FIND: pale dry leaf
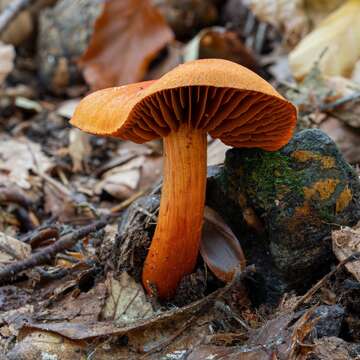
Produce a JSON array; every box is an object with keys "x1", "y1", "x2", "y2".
[
  {"x1": 207, "y1": 139, "x2": 231, "y2": 166},
  {"x1": 0, "y1": 136, "x2": 53, "y2": 189},
  {"x1": 7, "y1": 330, "x2": 85, "y2": 360},
  {"x1": 243, "y1": 0, "x2": 345, "y2": 48},
  {"x1": 243, "y1": 0, "x2": 308, "y2": 47},
  {"x1": 312, "y1": 337, "x2": 353, "y2": 359},
  {"x1": 95, "y1": 155, "x2": 162, "y2": 200},
  {"x1": 351, "y1": 59, "x2": 360, "y2": 84},
  {"x1": 15, "y1": 97, "x2": 42, "y2": 112},
  {"x1": 102, "y1": 272, "x2": 154, "y2": 325},
  {"x1": 79, "y1": 0, "x2": 174, "y2": 90},
  {"x1": 289, "y1": 0, "x2": 360, "y2": 80},
  {"x1": 304, "y1": 0, "x2": 346, "y2": 26},
  {"x1": 332, "y1": 222, "x2": 360, "y2": 282},
  {"x1": 200, "y1": 207, "x2": 246, "y2": 282},
  {"x1": 68, "y1": 128, "x2": 91, "y2": 172},
  {"x1": 0, "y1": 233, "x2": 31, "y2": 264},
  {"x1": 0, "y1": 0, "x2": 33, "y2": 45},
  {"x1": 320, "y1": 117, "x2": 360, "y2": 164},
  {"x1": 56, "y1": 99, "x2": 81, "y2": 119},
  {"x1": 0, "y1": 41, "x2": 14, "y2": 84}
]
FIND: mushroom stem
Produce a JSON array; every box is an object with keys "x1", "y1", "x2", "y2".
[{"x1": 142, "y1": 123, "x2": 207, "y2": 298}]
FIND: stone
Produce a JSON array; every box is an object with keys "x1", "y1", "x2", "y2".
[
  {"x1": 37, "y1": 0, "x2": 103, "y2": 93},
  {"x1": 208, "y1": 129, "x2": 360, "y2": 297},
  {"x1": 311, "y1": 305, "x2": 345, "y2": 339}
]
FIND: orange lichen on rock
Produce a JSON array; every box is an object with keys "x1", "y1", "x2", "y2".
[
  {"x1": 303, "y1": 179, "x2": 340, "y2": 201},
  {"x1": 336, "y1": 185, "x2": 352, "y2": 213},
  {"x1": 291, "y1": 150, "x2": 335, "y2": 169}
]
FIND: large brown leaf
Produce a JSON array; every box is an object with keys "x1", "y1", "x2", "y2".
[{"x1": 79, "y1": 0, "x2": 174, "y2": 90}]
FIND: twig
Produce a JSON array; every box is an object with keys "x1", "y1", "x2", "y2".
[
  {"x1": 0, "y1": 0, "x2": 32, "y2": 34},
  {"x1": 0, "y1": 187, "x2": 32, "y2": 209},
  {"x1": 320, "y1": 92, "x2": 360, "y2": 112},
  {"x1": 293, "y1": 251, "x2": 360, "y2": 310},
  {"x1": 0, "y1": 218, "x2": 108, "y2": 283},
  {"x1": 110, "y1": 188, "x2": 148, "y2": 213}
]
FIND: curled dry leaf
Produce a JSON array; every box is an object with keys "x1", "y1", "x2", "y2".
[
  {"x1": 95, "y1": 154, "x2": 162, "y2": 200},
  {"x1": 0, "y1": 233, "x2": 31, "y2": 264},
  {"x1": 200, "y1": 207, "x2": 246, "y2": 283},
  {"x1": 352, "y1": 59, "x2": 360, "y2": 83},
  {"x1": 184, "y1": 27, "x2": 260, "y2": 74},
  {"x1": 7, "y1": 330, "x2": 85, "y2": 360},
  {"x1": 243, "y1": 0, "x2": 308, "y2": 47},
  {"x1": 0, "y1": 41, "x2": 14, "y2": 84},
  {"x1": 68, "y1": 128, "x2": 92, "y2": 172},
  {"x1": 243, "y1": 0, "x2": 344, "y2": 48},
  {"x1": 0, "y1": 136, "x2": 53, "y2": 189},
  {"x1": 332, "y1": 222, "x2": 360, "y2": 282},
  {"x1": 56, "y1": 98, "x2": 81, "y2": 119},
  {"x1": 207, "y1": 139, "x2": 231, "y2": 166},
  {"x1": 0, "y1": 0, "x2": 33, "y2": 45},
  {"x1": 79, "y1": 0, "x2": 174, "y2": 90},
  {"x1": 102, "y1": 272, "x2": 154, "y2": 325},
  {"x1": 289, "y1": 0, "x2": 360, "y2": 80}
]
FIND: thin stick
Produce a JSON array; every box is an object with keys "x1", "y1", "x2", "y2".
[
  {"x1": 0, "y1": 0, "x2": 31, "y2": 34},
  {"x1": 293, "y1": 251, "x2": 360, "y2": 310},
  {"x1": 110, "y1": 188, "x2": 148, "y2": 213},
  {"x1": 0, "y1": 218, "x2": 108, "y2": 282},
  {"x1": 320, "y1": 92, "x2": 360, "y2": 111}
]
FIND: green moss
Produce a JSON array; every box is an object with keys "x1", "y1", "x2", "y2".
[
  {"x1": 241, "y1": 151, "x2": 304, "y2": 210},
  {"x1": 317, "y1": 205, "x2": 335, "y2": 223}
]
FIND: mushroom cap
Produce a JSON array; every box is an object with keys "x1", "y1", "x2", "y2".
[{"x1": 71, "y1": 59, "x2": 296, "y2": 150}]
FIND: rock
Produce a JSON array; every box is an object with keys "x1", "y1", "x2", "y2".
[
  {"x1": 311, "y1": 305, "x2": 345, "y2": 339},
  {"x1": 37, "y1": 0, "x2": 103, "y2": 93},
  {"x1": 208, "y1": 129, "x2": 360, "y2": 296}
]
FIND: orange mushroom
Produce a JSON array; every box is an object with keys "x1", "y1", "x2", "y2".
[{"x1": 70, "y1": 59, "x2": 297, "y2": 299}]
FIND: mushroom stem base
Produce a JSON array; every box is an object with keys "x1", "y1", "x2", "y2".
[{"x1": 142, "y1": 124, "x2": 207, "y2": 299}]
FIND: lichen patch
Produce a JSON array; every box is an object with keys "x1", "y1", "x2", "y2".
[
  {"x1": 291, "y1": 150, "x2": 335, "y2": 169},
  {"x1": 303, "y1": 179, "x2": 339, "y2": 201},
  {"x1": 336, "y1": 186, "x2": 352, "y2": 213}
]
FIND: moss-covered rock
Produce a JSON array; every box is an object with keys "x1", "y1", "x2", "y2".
[{"x1": 208, "y1": 129, "x2": 360, "y2": 294}]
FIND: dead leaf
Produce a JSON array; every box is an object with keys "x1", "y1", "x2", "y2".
[
  {"x1": 244, "y1": 0, "x2": 345, "y2": 48},
  {"x1": 0, "y1": 41, "x2": 14, "y2": 85},
  {"x1": 332, "y1": 222, "x2": 360, "y2": 282},
  {"x1": 79, "y1": 0, "x2": 174, "y2": 90},
  {"x1": 207, "y1": 139, "x2": 231, "y2": 166},
  {"x1": 68, "y1": 128, "x2": 92, "y2": 172},
  {"x1": 0, "y1": 233, "x2": 31, "y2": 263},
  {"x1": 56, "y1": 99, "x2": 81, "y2": 119},
  {"x1": 95, "y1": 155, "x2": 162, "y2": 200},
  {"x1": 289, "y1": 0, "x2": 360, "y2": 79},
  {"x1": 7, "y1": 330, "x2": 86, "y2": 360},
  {"x1": 39, "y1": 280, "x2": 107, "y2": 323},
  {"x1": 14, "y1": 97, "x2": 42, "y2": 112},
  {"x1": 243, "y1": 0, "x2": 308, "y2": 47},
  {"x1": 311, "y1": 336, "x2": 354, "y2": 359},
  {"x1": 200, "y1": 207, "x2": 246, "y2": 282},
  {"x1": 0, "y1": 136, "x2": 53, "y2": 189},
  {"x1": 43, "y1": 181, "x2": 80, "y2": 222},
  {"x1": 352, "y1": 59, "x2": 360, "y2": 83},
  {"x1": 102, "y1": 272, "x2": 154, "y2": 325},
  {"x1": 0, "y1": 0, "x2": 33, "y2": 45},
  {"x1": 184, "y1": 27, "x2": 260, "y2": 74},
  {"x1": 320, "y1": 117, "x2": 360, "y2": 164}
]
